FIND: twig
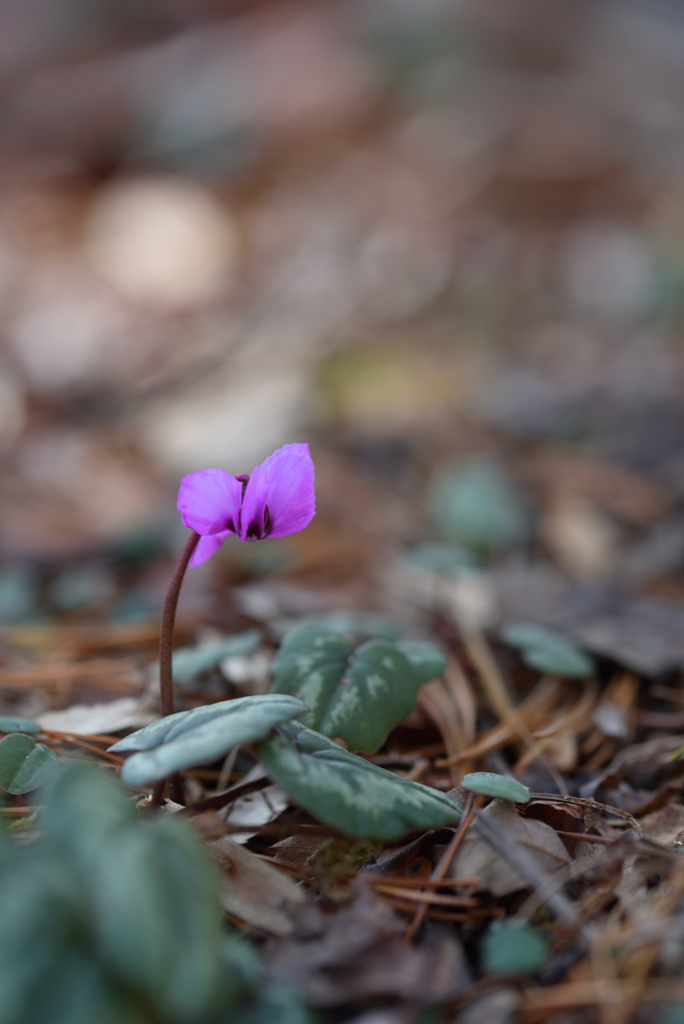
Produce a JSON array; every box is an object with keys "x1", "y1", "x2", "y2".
[
  {"x1": 183, "y1": 774, "x2": 272, "y2": 815},
  {"x1": 405, "y1": 791, "x2": 479, "y2": 942}
]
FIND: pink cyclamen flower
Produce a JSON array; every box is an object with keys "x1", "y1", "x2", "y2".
[{"x1": 178, "y1": 442, "x2": 316, "y2": 566}]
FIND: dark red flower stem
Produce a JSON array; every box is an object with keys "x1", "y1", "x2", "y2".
[{"x1": 153, "y1": 530, "x2": 200, "y2": 807}]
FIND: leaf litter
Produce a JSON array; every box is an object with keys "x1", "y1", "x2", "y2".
[{"x1": 6, "y1": 4, "x2": 684, "y2": 1023}]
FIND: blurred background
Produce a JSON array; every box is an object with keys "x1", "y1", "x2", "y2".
[{"x1": 3, "y1": 0, "x2": 684, "y2": 653}]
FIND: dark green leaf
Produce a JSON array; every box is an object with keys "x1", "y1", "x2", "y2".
[
  {"x1": 0, "y1": 715, "x2": 41, "y2": 735},
  {"x1": 394, "y1": 641, "x2": 447, "y2": 682},
  {"x1": 0, "y1": 734, "x2": 58, "y2": 794},
  {"x1": 112, "y1": 694, "x2": 309, "y2": 787},
  {"x1": 462, "y1": 773, "x2": 530, "y2": 804},
  {"x1": 31, "y1": 952, "x2": 149, "y2": 1024},
  {"x1": 318, "y1": 640, "x2": 422, "y2": 752},
  {"x1": 273, "y1": 628, "x2": 440, "y2": 752},
  {"x1": 40, "y1": 764, "x2": 135, "y2": 866},
  {"x1": 94, "y1": 815, "x2": 224, "y2": 1018},
  {"x1": 272, "y1": 627, "x2": 355, "y2": 729},
  {"x1": 257, "y1": 721, "x2": 462, "y2": 840},
  {"x1": 0, "y1": 852, "x2": 85, "y2": 1024},
  {"x1": 231, "y1": 985, "x2": 321, "y2": 1024},
  {"x1": 502, "y1": 623, "x2": 595, "y2": 678},
  {"x1": 481, "y1": 920, "x2": 549, "y2": 976}
]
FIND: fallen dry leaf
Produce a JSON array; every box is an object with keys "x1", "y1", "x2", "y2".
[
  {"x1": 450, "y1": 799, "x2": 571, "y2": 897},
  {"x1": 37, "y1": 695, "x2": 156, "y2": 735},
  {"x1": 639, "y1": 804, "x2": 684, "y2": 847},
  {"x1": 208, "y1": 834, "x2": 305, "y2": 937},
  {"x1": 266, "y1": 883, "x2": 470, "y2": 1006}
]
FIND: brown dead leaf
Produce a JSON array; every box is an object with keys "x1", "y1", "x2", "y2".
[
  {"x1": 266, "y1": 883, "x2": 470, "y2": 1006},
  {"x1": 639, "y1": 805, "x2": 684, "y2": 847},
  {"x1": 207, "y1": 834, "x2": 305, "y2": 936},
  {"x1": 450, "y1": 799, "x2": 570, "y2": 896}
]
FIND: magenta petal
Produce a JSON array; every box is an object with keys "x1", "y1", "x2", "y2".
[
  {"x1": 177, "y1": 468, "x2": 242, "y2": 536},
  {"x1": 259, "y1": 442, "x2": 316, "y2": 539},
  {"x1": 238, "y1": 463, "x2": 269, "y2": 541},
  {"x1": 190, "y1": 532, "x2": 229, "y2": 566}
]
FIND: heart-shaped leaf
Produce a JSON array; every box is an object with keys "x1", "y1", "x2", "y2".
[
  {"x1": 257, "y1": 721, "x2": 462, "y2": 840},
  {"x1": 111, "y1": 695, "x2": 309, "y2": 787},
  {"x1": 0, "y1": 733, "x2": 58, "y2": 794},
  {"x1": 272, "y1": 627, "x2": 445, "y2": 752},
  {"x1": 462, "y1": 772, "x2": 530, "y2": 804},
  {"x1": 271, "y1": 627, "x2": 355, "y2": 727},
  {"x1": 394, "y1": 641, "x2": 447, "y2": 682},
  {"x1": 170, "y1": 629, "x2": 261, "y2": 683},
  {"x1": 0, "y1": 715, "x2": 41, "y2": 735},
  {"x1": 502, "y1": 623, "x2": 595, "y2": 678}
]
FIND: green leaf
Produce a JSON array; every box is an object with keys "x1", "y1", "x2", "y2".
[
  {"x1": 462, "y1": 773, "x2": 530, "y2": 804},
  {"x1": 481, "y1": 920, "x2": 549, "y2": 976},
  {"x1": 257, "y1": 721, "x2": 462, "y2": 840},
  {"x1": 272, "y1": 627, "x2": 355, "y2": 728},
  {"x1": 111, "y1": 694, "x2": 309, "y2": 787},
  {"x1": 40, "y1": 764, "x2": 135, "y2": 867},
  {"x1": 231, "y1": 985, "x2": 321, "y2": 1024},
  {"x1": 402, "y1": 542, "x2": 476, "y2": 575},
  {"x1": 502, "y1": 623, "x2": 595, "y2": 678},
  {"x1": 93, "y1": 815, "x2": 224, "y2": 1019},
  {"x1": 32, "y1": 952, "x2": 149, "y2": 1024},
  {"x1": 0, "y1": 566, "x2": 39, "y2": 623},
  {"x1": 170, "y1": 629, "x2": 262, "y2": 683},
  {"x1": 0, "y1": 734, "x2": 58, "y2": 794},
  {"x1": 0, "y1": 851, "x2": 86, "y2": 1024},
  {"x1": 0, "y1": 715, "x2": 41, "y2": 735},
  {"x1": 318, "y1": 640, "x2": 422, "y2": 752},
  {"x1": 428, "y1": 459, "x2": 531, "y2": 558},
  {"x1": 272, "y1": 628, "x2": 444, "y2": 752},
  {"x1": 394, "y1": 641, "x2": 447, "y2": 682}
]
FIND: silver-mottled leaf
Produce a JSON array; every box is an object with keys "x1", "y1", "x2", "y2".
[
  {"x1": 257, "y1": 721, "x2": 462, "y2": 840},
  {"x1": 114, "y1": 695, "x2": 308, "y2": 787},
  {"x1": 318, "y1": 640, "x2": 421, "y2": 752},
  {"x1": 273, "y1": 628, "x2": 440, "y2": 752},
  {"x1": 271, "y1": 627, "x2": 355, "y2": 730},
  {"x1": 393, "y1": 641, "x2": 447, "y2": 683}
]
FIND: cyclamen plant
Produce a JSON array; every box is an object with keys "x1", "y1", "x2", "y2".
[{"x1": 155, "y1": 443, "x2": 315, "y2": 803}]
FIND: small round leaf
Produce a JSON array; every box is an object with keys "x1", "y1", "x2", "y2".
[
  {"x1": 482, "y1": 920, "x2": 549, "y2": 976},
  {"x1": 502, "y1": 623, "x2": 595, "y2": 678},
  {"x1": 0, "y1": 733, "x2": 59, "y2": 794},
  {"x1": 462, "y1": 772, "x2": 530, "y2": 804},
  {"x1": 0, "y1": 715, "x2": 41, "y2": 735}
]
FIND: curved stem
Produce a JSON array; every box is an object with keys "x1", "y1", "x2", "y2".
[
  {"x1": 159, "y1": 531, "x2": 200, "y2": 717},
  {"x1": 156, "y1": 530, "x2": 200, "y2": 807}
]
